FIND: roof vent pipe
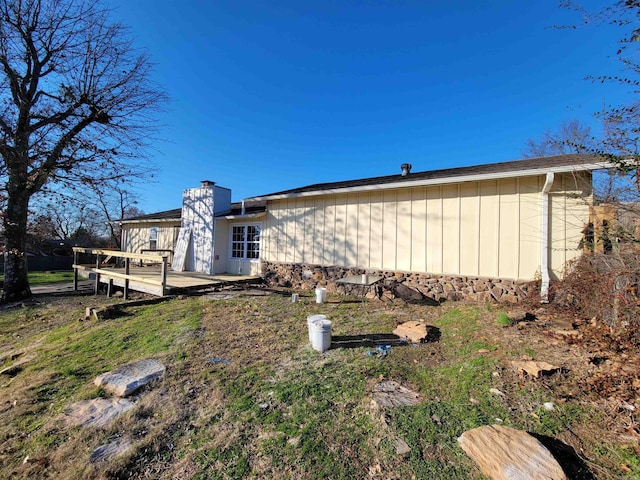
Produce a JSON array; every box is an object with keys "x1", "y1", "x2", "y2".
[{"x1": 401, "y1": 163, "x2": 412, "y2": 176}]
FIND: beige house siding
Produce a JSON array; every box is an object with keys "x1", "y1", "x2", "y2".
[
  {"x1": 226, "y1": 258, "x2": 262, "y2": 276},
  {"x1": 121, "y1": 222, "x2": 180, "y2": 256},
  {"x1": 262, "y1": 172, "x2": 592, "y2": 281},
  {"x1": 550, "y1": 172, "x2": 591, "y2": 279},
  {"x1": 213, "y1": 219, "x2": 229, "y2": 274}
]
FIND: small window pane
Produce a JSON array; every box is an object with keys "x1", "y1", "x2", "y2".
[
  {"x1": 247, "y1": 243, "x2": 259, "y2": 258},
  {"x1": 149, "y1": 227, "x2": 158, "y2": 250},
  {"x1": 247, "y1": 225, "x2": 260, "y2": 241},
  {"x1": 232, "y1": 243, "x2": 243, "y2": 258}
]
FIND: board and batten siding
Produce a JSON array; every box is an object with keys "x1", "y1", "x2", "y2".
[
  {"x1": 261, "y1": 172, "x2": 592, "y2": 281},
  {"x1": 121, "y1": 223, "x2": 179, "y2": 256}
]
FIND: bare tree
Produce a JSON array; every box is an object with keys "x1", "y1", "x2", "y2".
[
  {"x1": 521, "y1": 119, "x2": 594, "y2": 158},
  {"x1": 88, "y1": 181, "x2": 143, "y2": 248},
  {"x1": 558, "y1": 2, "x2": 640, "y2": 177},
  {"x1": 30, "y1": 195, "x2": 101, "y2": 240},
  {"x1": 0, "y1": 0, "x2": 166, "y2": 302}
]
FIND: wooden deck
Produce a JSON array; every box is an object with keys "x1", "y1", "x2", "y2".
[
  {"x1": 72, "y1": 247, "x2": 260, "y2": 298},
  {"x1": 79, "y1": 265, "x2": 260, "y2": 296}
]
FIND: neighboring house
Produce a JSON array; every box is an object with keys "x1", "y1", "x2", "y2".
[
  {"x1": 120, "y1": 154, "x2": 610, "y2": 302},
  {"x1": 119, "y1": 208, "x2": 182, "y2": 261}
]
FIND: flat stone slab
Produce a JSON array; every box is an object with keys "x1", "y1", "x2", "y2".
[
  {"x1": 458, "y1": 425, "x2": 567, "y2": 480},
  {"x1": 63, "y1": 398, "x2": 135, "y2": 428},
  {"x1": 0, "y1": 337, "x2": 45, "y2": 376},
  {"x1": 393, "y1": 321, "x2": 437, "y2": 343},
  {"x1": 371, "y1": 381, "x2": 421, "y2": 409},
  {"x1": 0, "y1": 353, "x2": 36, "y2": 376},
  {"x1": 94, "y1": 359, "x2": 166, "y2": 397},
  {"x1": 512, "y1": 361, "x2": 560, "y2": 379},
  {"x1": 395, "y1": 437, "x2": 411, "y2": 456},
  {"x1": 0, "y1": 337, "x2": 44, "y2": 365},
  {"x1": 90, "y1": 437, "x2": 133, "y2": 463}
]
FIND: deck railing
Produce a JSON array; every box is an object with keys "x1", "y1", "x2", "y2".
[{"x1": 72, "y1": 247, "x2": 169, "y2": 298}]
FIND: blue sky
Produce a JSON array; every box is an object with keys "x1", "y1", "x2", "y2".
[{"x1": 107, "y1": 0, "x2": 630, "y2": 213}]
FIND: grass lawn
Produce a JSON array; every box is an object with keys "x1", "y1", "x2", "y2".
[
  {"x1": 0, "y1": 290, "x2": 637, "y2": 479},
  {"x1": 0, "y1": 270, "x2": 75, "y2": 286}
]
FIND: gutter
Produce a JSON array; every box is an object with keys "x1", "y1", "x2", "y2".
[
  {"x1": 218, "y1": 212, "x2": 266, "y2": 220},
  {"x1": 540, "y1": 172, "x2": 554, "y2": 303},
  {"x1": 118, "y1": 218, "x2": 181, "y2": 225}
]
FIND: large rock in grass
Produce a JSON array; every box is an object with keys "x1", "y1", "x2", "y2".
[
  {"x1": 512, "y1": 361, "x2": 560, "y2": 379},
  {"x1": 94, "y1": 359, "x2": 166, "y2": 397},
  {"x1": 458, "y1": 425, "x2": 567, "y2": 480},
  {"x1": 385, "y1": 281, "x2": 424, "y2": 302},
  {"x1": 371, "y1": 381, "x2": 421, "y2": 409},
  {"x1": 90, "y1": 437, "x2": 133, "y2": 462},
  {"x1": 393, "y1": 321, "x2": 438, "y2": 343},
  {"x1": 63, "y1": 398, "x2": 135, "y2": 428}
]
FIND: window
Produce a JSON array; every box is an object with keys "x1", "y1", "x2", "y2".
[
  {"x1": 231, "y1": 224, "x2": 261, "y2": 260},
  {"x1": 149, "y1": 227, "x2": 158, "y2": 250}
]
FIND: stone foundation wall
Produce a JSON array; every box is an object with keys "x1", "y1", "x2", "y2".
[{"x1": 261, "y1": 261, "x2": 537, "y2": 303}]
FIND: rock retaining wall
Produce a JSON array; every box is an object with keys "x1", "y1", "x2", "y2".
[{"x1": 261, "y1": 261, "x2": 536, "y2": 303}]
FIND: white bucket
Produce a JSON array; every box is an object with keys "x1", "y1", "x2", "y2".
[
  {"x1": 309, "y1": 318, "x2": 332, "y2": 352},
  {"x1": 307, "y1": 314, "x2": 326, "y2": 341},
  {"x1": 315, "y1": 287, "x2": 327, "y2": 303}
]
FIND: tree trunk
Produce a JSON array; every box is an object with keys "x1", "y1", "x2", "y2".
[
  {"x1": 2, "y1": 179, "x2": 31, "y2": 303},
  {"x1": 3, "y1": 250, "x2": 31, "y2": 303}
]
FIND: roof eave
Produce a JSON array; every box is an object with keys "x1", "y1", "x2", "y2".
[
  {"x1": 119, "y1": 217, "x2": 181, "y2": 225},
  {"x1": 217, "y1": 212, "x2": 267, "y2": 220},
  {"x1": 248, "y1": 162, "x2": 612, "y2": 201}
]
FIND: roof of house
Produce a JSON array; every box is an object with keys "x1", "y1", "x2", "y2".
[
  {"x1": 120, "y1": 208, "x2": 182, "y2": 223},
  {"x1": 247, "y1": 154, "x2": 610, "y2": 200},
  {"x1": 119, "y1": 202, "x2": 267, "y2": 223}
]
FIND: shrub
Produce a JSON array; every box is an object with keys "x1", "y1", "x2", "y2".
[{"x1": 552, "y1": 253, "x2": 640, "y2": 333}]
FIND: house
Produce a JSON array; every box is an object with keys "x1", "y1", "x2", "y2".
[
  {"x1": 119, "y1": 182, "x2": 266, "y2": 276},
  {"x1": 120, "y1": 154, "x2": 610, "y2": 302}
]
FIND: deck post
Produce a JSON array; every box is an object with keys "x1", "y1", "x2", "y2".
[
  {"x1": 73, "y1": 249, "x2": 78, "y2": 291},
  {"x1": 124, "y1": 257, "x2": 130, "y2": 300},
  {"x1": 94, "y1": 253, "x2": 101, "y2": 295},
  {"x1": 107, "y1": 278, "x2": 113, "y2": 297},
  {"x1": 160, "y1": 256, "x2": 168, "y2": 296}
]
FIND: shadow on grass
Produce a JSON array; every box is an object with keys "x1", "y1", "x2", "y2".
[
  {"x1": 330, "y1": 327, "x2": 441, "y2": 348},
  {"x1": 330, "y1": 334, "x2": 406, "y2": 349},
  {"x1": 529, "y1": 432, "x2": 595, "y2": 480}
]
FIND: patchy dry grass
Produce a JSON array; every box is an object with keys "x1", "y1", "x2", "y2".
[{"x1": 0, "y1": 289, "x2": 638, "y2": 479}]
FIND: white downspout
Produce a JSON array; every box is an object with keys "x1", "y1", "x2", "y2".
[
  {"x1": 540, "y1": 172, "x2": 554, "y2": 303},
  {"x1": 119, "y1": 222, "x2": 125, "y2": 251}
]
